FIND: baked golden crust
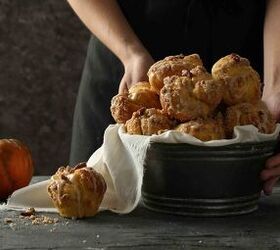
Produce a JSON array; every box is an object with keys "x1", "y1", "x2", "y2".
[
  {"x1": 128, "y1": 81, "x2": 151, "y2": 93},
  {"x1": 225, "y1": 101, "x2": 276, "y2": 137},
  {"x1": 125, "y1": 108, "x2": 175, "y2": 135},
  {"x1": 182, "y1": 65, "x2": 213, "y2": 82},
  {"x1": 47, "y1": 163, "x2": 107, "y2": 218},
  {"x1": 176, "y1": 116, "x2": 225, "y2": 141},
  {"x1": 110, "y1": 82, "x2": 161, "y2": 124},
  {"x1": 128, "y1": 81, "x2": 161, "y2": 109},
  {"x1": 160, "y1": 75, "x2": 223, "y2": 121},
  {"x1": 110, "y1": 94, "x2": 142, "y2": 124},
  {"x1": 147, "y1": 54, "x2": 203, "y2": 93},
  {"x1": 212, "y1": 53, "x2": 261, "y2": 105},
  {"x1": 193, "y1": 78, "x2": 224, "y2": 106}
]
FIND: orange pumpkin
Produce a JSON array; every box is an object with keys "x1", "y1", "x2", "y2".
[{"x1": 0, "y1": 139, "x2": 34, "y2": 199}]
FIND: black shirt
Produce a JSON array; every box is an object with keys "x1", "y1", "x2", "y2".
[{"x1": 118, "y1": 0, "x2": 266, "y2": 77}]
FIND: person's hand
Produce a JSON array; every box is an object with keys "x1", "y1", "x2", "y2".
[
  {"x1": 261, "y1": 88, "x2": 280, "y2": 195},
  {"x1": 261, "y1": 153, "x2": 280, "y2": 195},
  {"x1": 118, "y1": 52, "x2": 154, "y2": 94},
  {"x1": 262, "y1": 90, "x2": 280, "y2": 121}
]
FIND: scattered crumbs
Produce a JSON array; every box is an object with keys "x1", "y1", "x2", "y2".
[
  {"x1": 198, "y1": 240, "x2": 203, "y2": 244},
  {"x1": 82, "y1": 240, "x2": 87, "y2": 244},
  {"x1": 96, "y1": 234, "x2": 100, "y2": 238},
  {"x1": 49, "y1": 227, "x2": 57, "y2": 232},
  {"x1": 8, "y1": 223, "x2": 16, "y2": 231},
  {"x1": 31, "y1": 216, "x2": 59, "y2": 225},
  {"x1": 4, "y1": 218, "x2": 13, "y2": 224},
  {"x1": 65, "y1": 221, "x2": 69, "y2": 225},
  {"x1": 20, "y1": 207, "x2": 36, "y2": 217},
  {"x1": 19, "y1": 208, "x2": 59, "y2": 225},
  {"x1": 29, "y1": 215, "x2": 36, "y2": 220}
]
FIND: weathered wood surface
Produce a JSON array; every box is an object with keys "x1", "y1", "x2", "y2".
[{"x1": 1, "y1": 177, "x2": 280, "y2": 250}]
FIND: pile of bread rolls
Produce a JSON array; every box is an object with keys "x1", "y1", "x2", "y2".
[{"x1": 111, "y1": 54, "x2": 276, "y2": 141}]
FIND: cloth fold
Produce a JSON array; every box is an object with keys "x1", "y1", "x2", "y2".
[{"x1": 2, "y1": 124, "x2": 280, "y2": 214}]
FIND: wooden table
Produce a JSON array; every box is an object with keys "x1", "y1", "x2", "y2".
[{"x1": 1, "y1": 177, "x2": 280, "y2": 249}]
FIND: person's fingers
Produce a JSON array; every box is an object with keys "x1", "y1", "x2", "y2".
[
  {"x1": 127, "y1": 72, "x2": 149, "y2": 90},
  {"x1": 125, "y1": 81, "x2": 134, "y2": 90},
  {"x1": 261, "y1": 165, "x2": 280, "y2": 181},
  {"x1": 265, "y1": 153, "x2": 280, "y2": 169},
  {"x1": 118, "y1": 83, "x2": 127, "y2": 94},
  {"x1": 262, "y1": 92, "x2": 280, "y2": 121},
  {"x1": 118, "y1": 78, "x2": 129, "y2": 94},
  {"x1": 262, "y1": 176, "x2": 280, "y2": 195}
]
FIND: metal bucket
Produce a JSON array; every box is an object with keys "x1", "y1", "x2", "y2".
[{"x1": 142, "y1": 140, "x2": 278, "y2": 217}]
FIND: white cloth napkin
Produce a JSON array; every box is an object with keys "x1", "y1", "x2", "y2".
[{"x1": 2, "y1": 123, "x2": 280, "y2": 214}]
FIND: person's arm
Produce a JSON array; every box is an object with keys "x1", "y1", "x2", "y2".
[
  {"x1": 263, "y1": 0, "x2": 280, "y2": 120},
  {"x1": 67, "y1": 0, "x2": 154, "y2": 93},
  {"x1": 261, "y1": 0, "x2": 280, "y2": 195}
]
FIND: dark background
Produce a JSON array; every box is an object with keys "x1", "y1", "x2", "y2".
[{"x1": 0, "y1": 0, "x2": 90, "y2": 174}]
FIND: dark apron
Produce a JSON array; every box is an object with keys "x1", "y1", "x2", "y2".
[{"x1": 70, "y1": 0, "x2": 265, "y2": 165}]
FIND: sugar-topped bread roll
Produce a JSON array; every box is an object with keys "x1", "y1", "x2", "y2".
[
  {"x1": 212, "y1": 53, "x2": 261, "y2": 105},
  {"x1": 47, "y1": 163, "x2": 106, "y2": 219},
  {"x1": 110, "y1": 81, "x2": 161, "y2": 124},
  {"x1": 160, "y1": 75, "x2": 223, "y2": 122},
  {"x1": 128, "y1": 81, "x2": 161, "y2": 109},
  {"x1": 225, "y1": 101, "x2": 276, "y2": 137},
  {"x1": 176, "y1": 115, "x2": 225, "y2": 141},
  {"x1": 148, "y1": 54, "x2": 203, "y2": 93},
  {"x1": 125, "y1": 108, "x2": 175, "y2": 135}
]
